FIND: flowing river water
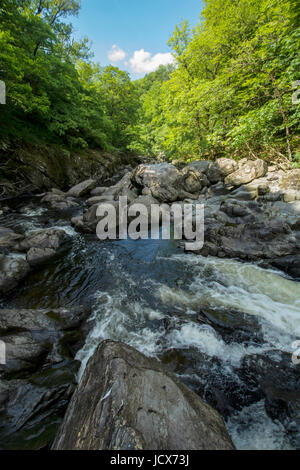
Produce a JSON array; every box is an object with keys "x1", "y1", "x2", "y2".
[{"x1": 1, "y1": 197, "x2": 300, "y2": 450}]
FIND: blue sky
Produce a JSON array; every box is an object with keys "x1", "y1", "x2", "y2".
[{"x1": 72, "y1": 0, "x2": 203, "y2": 79}]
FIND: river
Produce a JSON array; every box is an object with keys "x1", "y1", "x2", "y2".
[{"x1": 1, "y1": 196, "x2": 300, "y2": 450}]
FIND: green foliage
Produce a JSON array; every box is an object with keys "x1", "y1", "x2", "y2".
[
  {"x1": 1, "y1": 0, "x2": 299, "y2": 162},
  {"x1": 131, "y1": 0, "x2": 300, "y2": 161},
  {"x1": 0, "y1": 0, "x2": 138, "y2": 151}
]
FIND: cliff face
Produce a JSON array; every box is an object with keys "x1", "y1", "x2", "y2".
[{"x1": 0, "y1": 141, "x2": 137, "y2": 197}]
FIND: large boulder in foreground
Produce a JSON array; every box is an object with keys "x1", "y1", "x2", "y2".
[{"x1": 52, "y1": 340, "x2": 234, "y2": 450}]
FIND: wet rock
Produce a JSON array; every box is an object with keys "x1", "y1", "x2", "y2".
[
  {"x1": 266, "y1": 255, "x2": 300, "y2": 279},
  {"x1": 208, "y1": 182, "x2": 231, "y2": 197},
  {"x1": 228, "y1": 187, "x2": 258, "y2": 201},
  {"x1": 0, "y1": 306, "x2": 91, "y2": 450},
  {"x1": 71, "y1": 215, "x2": 84, "y2": 232},
  {"x1": 81, "y1": 200, "x2": 121, "y2": 233},
  {"x1": 14, "y1": 228, "x2": 71, "y2": 267},
  {"x1": 0, "y1": 227, "x2": 24, "y2": 251},
  {"x1": 26, "y1": 247, "x2": 57, "y2": 267},
  {"x1": 240, "y1": 351, "x2": 300, "y2": 448},
  {"x1": 195, "y1": 197, "x2": 300, "y2": 261},
  {"x1": 0, "y1": 255, "x2": 30, "y2": 294},
  {"x1": 1, "y1": 333, "x2": 51, "y2": 375},
  {"x1": 52, "y1": 340, "x2": 235, "y2": 450},
  {"x1": 225, "y1": 159, "x2": 268, "y2": 187},
  {"x1": 67, "y1": 179, "x2": 97, "y2": 198},
  {"x1": 15, "y1": 228, "x2": 70, "y2": 254},
  {"x1": 0, "y1": 366, "x2": 77, "y2": 450},
  {"x1": 41, "y1": 193, "x2": 79, "y2": 211}
]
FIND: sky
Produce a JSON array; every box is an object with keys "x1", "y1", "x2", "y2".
[{"x1": 71, "y1": 0, "x2": 203, "y2": 79}]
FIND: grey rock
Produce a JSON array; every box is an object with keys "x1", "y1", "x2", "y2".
[
  {"x1": 128, "y1": 195, "x2": 161, "y2": 226},
  {"x1": 224, "y1": 159, "x2": 268, "y2": 187},
  {"x1": 15, "y1": 228, "x2": 70, "y2": 253},
  {"x1": 86, "y1": 195, "x2": 115, "y2": 206},
  {"x1": 207, "y1": 158, "x2": 238, "y2": 184},
  {"x1": 0, "y1": 227, "x2": 23, "y2": 250},
  {"x1": 283, "y1": 190, "x2": 300, "y2": 203},
  {"x1": 67, "y1": 179, "x2": 97, "y2": 198},
  {"x1": 50, "y1": 188, "x2": 65, "y2": 196},
  {"x1": 42, "y1": 193, "x2": 79, "y2": 211},
  {"x1": 71, "y1": 215, "x2": 84, "y2": 232},
  {"x1": 267, "y1": 255, "x2": 300, "y2": 279},
  {"x1": 131, "y1": 163, "x2": 182, "y2": 189},
  {"x1": 0, "y1": 306, "x2": 90, "y2": 336},
  {"x1": 52, "y1": 340, "x2": 235, "y2": 450},
  {"x1": 0, "y1": 306, "x2": 91, "y2": 450},
  {"x1": 279, "y1": 169, "x2": 300, "y2": 191},
  {"x1": 26, "y1": 247, "x2": 56, "y2": 267},
  {"x1": 150, "y1": 183, "x2": 179, "y2": 202},
  {"x1": 188, "y1": 160, "x2": 212, "y2": 174},
  {"x1": 181, "y1": 167, "x2": 209, "y2": 194},
  {"x1": 0, "y1": 255, "x2": 30, "y2": 294},
  {"x1": 81, "y1": 201, "x2": 121, "y2": 233},
  {"x1": 90, "y1": 187, "x2": 107, "y2": 197},
  {"x1": 142, "y1": 187, "x2": 152, "y2": 196},
  {"x1": 220, "y1": 200, "x2": 251, "y2": 218}
]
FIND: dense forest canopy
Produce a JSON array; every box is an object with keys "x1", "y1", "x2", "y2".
[
  {"x1": 0, "y1": 0, "x2": 138, "y2": 150},
  {"x1": 132, "y1": 0, "x2": 300, "y2": 165},
  {"x1": 0, "y1": 0, "x2": 299, "y2": 165}
]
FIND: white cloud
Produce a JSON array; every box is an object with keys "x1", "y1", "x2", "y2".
[
  {"x1": 108, "y1": 45, "x2": 127, "y2": 62},
  {"x1": 129, "y1": 49, "x2": 175, "y2": 74}
]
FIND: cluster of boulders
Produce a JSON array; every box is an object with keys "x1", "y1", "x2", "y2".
[
  {"x1": 0, "y1": 228, "x2": 71, "y2": 295},
  {"x1": 40, "y1": 165, "x2": 134, "y2": 213},
  {"x1": 63, "y1": 158, "x2": 299, "y2": 277}
]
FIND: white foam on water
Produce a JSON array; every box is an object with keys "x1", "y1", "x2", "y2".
[
  {"x1": 76, "y1": 290, "x2": 165, "y2": 380},
  {"x1": 20, "y1": 206, "x2": 47, "y2": 217},
  {"x1": 166, "y1": 322, "x2": 267, "y2": 368},
  {"x1": 226, "y1": 400, "x2": 293, "y2": 450},
  {"x1": 76, "y1": 251, "x2": 300, "y2": 449},
  {"x1": 52, "y1": 224, "x2": 77, "y2": 237},
  {"x1": 158, "y1": 254, "x2": 300, "y2": 345}
]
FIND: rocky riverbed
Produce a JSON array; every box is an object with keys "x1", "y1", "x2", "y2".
[{"x1": 0, "y1": 158, "x2": 299, "y2": 450}]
